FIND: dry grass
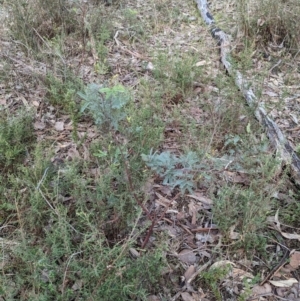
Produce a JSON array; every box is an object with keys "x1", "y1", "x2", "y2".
[{"x1": 236, "y1": 0, "x2": 300, "y2": 53}]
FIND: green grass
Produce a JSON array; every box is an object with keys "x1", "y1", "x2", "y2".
[
  {"x1": 1, "y1": 137, "x2": 166, "y2": 300},
  {"x1": 152, "y1": 51, "x2": 202, "y2": 95},
  {"x1": 200, "y1": 265, "x2": 231, "y2": 301},
  {"x1": 0, "y1": 109, "x2": 35, "y2": 171}
]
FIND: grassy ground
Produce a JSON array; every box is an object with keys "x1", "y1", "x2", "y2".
[{"x1": 1, "y1": 0, "x2": 300, "y2": 300}]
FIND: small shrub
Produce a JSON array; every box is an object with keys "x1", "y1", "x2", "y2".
[
  {"x1": 142, "y1": 150, "x2": 200, "y2": 193},
  {"x1": 153, "y1": 52, "x2": 200, "y2": 94},
  {"x1": 46, "y1": 73, "x2": 83, "y2": 110},
  {"x1": 200, "y1": 265, "x2": 231, "y2": 301},
  {"x1": 0, "y1": 110, "x2": 34, "y2": 169},
  {"x1": 78, "y1": 83, "x2": 130, "y2": 130},
  {"x1": 4, "y1": 237, "x2": 164, "y2": 300},
  {"x1": 45, "y1": 73, "x2": 83, "y2": 139},
  {"x1": 213, "y1": 185, "x2": 271, "y2": 254},
  {"x1": 279, "y1": 200, "x2": 300, "y2": 228}
]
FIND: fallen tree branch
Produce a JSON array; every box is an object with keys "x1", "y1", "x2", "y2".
[{"x1": 195, "y1": 0, "x2": 300, "y2": 185}]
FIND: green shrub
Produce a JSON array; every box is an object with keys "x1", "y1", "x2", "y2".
[
  {"x1": 142, "y1": 150, "x2": 200, "y2": 193},
  {"x1": 3, "y1": 238, "x2": 164, "y2": 301},
  {"x1": 0, "y1": 110, "x2": 34, "y2": 169},
  {"x1": 78, "y1": 83, "x2": 131, "y2": 131},
  {"x1": 200, "y1": 265, "x2": 231, "y2": 301}
]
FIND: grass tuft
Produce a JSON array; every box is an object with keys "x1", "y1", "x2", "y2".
[
  {"x1": 0, "y1": 109, "x2": 34, "y2": 170},
  {"x1": 236, "y1": 0, "x2": 300, "y2": 53}
]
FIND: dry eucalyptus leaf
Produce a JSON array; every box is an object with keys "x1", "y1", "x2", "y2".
[
  {"x1": 290, "y1": 251, "x2": 300, "y2": 269},
  {"x1": 147, "y1": 295, "x2": 160, "y2": 301},
  {"x1": 290, "y1": 113, "x2": 298, "y2": 124},
  {"x1": 229, "y1": 225, "x2": 240, "y2": 240},
  {"x1": 129, "y1": 248, "x2": 140, "y2": 258},
  {"x1": 280, "y1": 232, "x2": 300, "y2": 241},
  {"x1": 67, "y1": 148, "x2": 80, "y2": 160},
  {"x1": 184, "y1": 265, "x2": 196, "y2": 282},
  {"x1": 34, "y1": 121, "x2": 46, "y2": 130},
  {"x1": 231, "y1": 268, "x2": 254, "y2": 280},
  {"x1": 210, "y1": 260, "x2": 235, "y2": 270},
  {"x1": 269, "y1": 278, "x2": 298, "y2": 288},
  {"x1": 180, "y1": 292, "x2": 195, "y2": 301},
  {"x1": 195, "y1": 60, "x2": 209, "y2": 67},
  {"x1": 252, "y1": 283, "x2": 272, "y2": 296},
  {"x1": 0, "y1": 97, "x2": 6, "y2": 105},
  {"x1": 187, "y1": 193, "x2": 213, "y2": 206},
  {"x1": 264, "y1": 90, "x2": 278, "y2": 97},
  {"x1": 55, "y1": 121, "x2": 64, "y2": 131},
  {"x1": 268, "y1": 210, "x2": 300, "y2": 241},
  {"x1": 178, "y1": 249, "x2": 197, "y2": 264}
]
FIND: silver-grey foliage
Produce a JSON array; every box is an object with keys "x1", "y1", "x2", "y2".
[
  {"x1": 78, "y1": 83, "x2": 130, "y2": 130},
  {"x1": 142, "y1": 150, "x2": 200, "y2": 193}
]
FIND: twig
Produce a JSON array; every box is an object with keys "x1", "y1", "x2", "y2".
[
  {"x1": 116, "y1": 143, "x2": 155, "y2": 248},
  {"x1": 32, "y1": 27, "x2": 66, "y2": 66},
  {"x1": 36, "y1": 167, "x2": 49, "y2": 190},
  {"x1": 62, "y1": 251, "x2": 83, "y2": 297},
  {"x1": 260, "y1": 249, "x2": 290, "y2": 286},
  {"x1": 37, "y1": 182, "x2": 56, "y2": 212},
  {"x1": 247, "y1": 293, "x2": 294, "y2": 301},
  {"x1": 116, "y1": 139, "x2": 180, "y2": 248},
  {"x1": 36, "y1": 168, "x2": 84, "y2": 235},
  {"x1": 269, "y1": 59, "x2": 282, "y2": 73},
  {"x1": 123, "y1": 159, "x2": 152, "y2": 219},
  {"x1": 141, "y1": 192, "x2": 180, "y2": 249},
  {"x1": 246, "y1": 293, "x2": 273, "y2": 301}
]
